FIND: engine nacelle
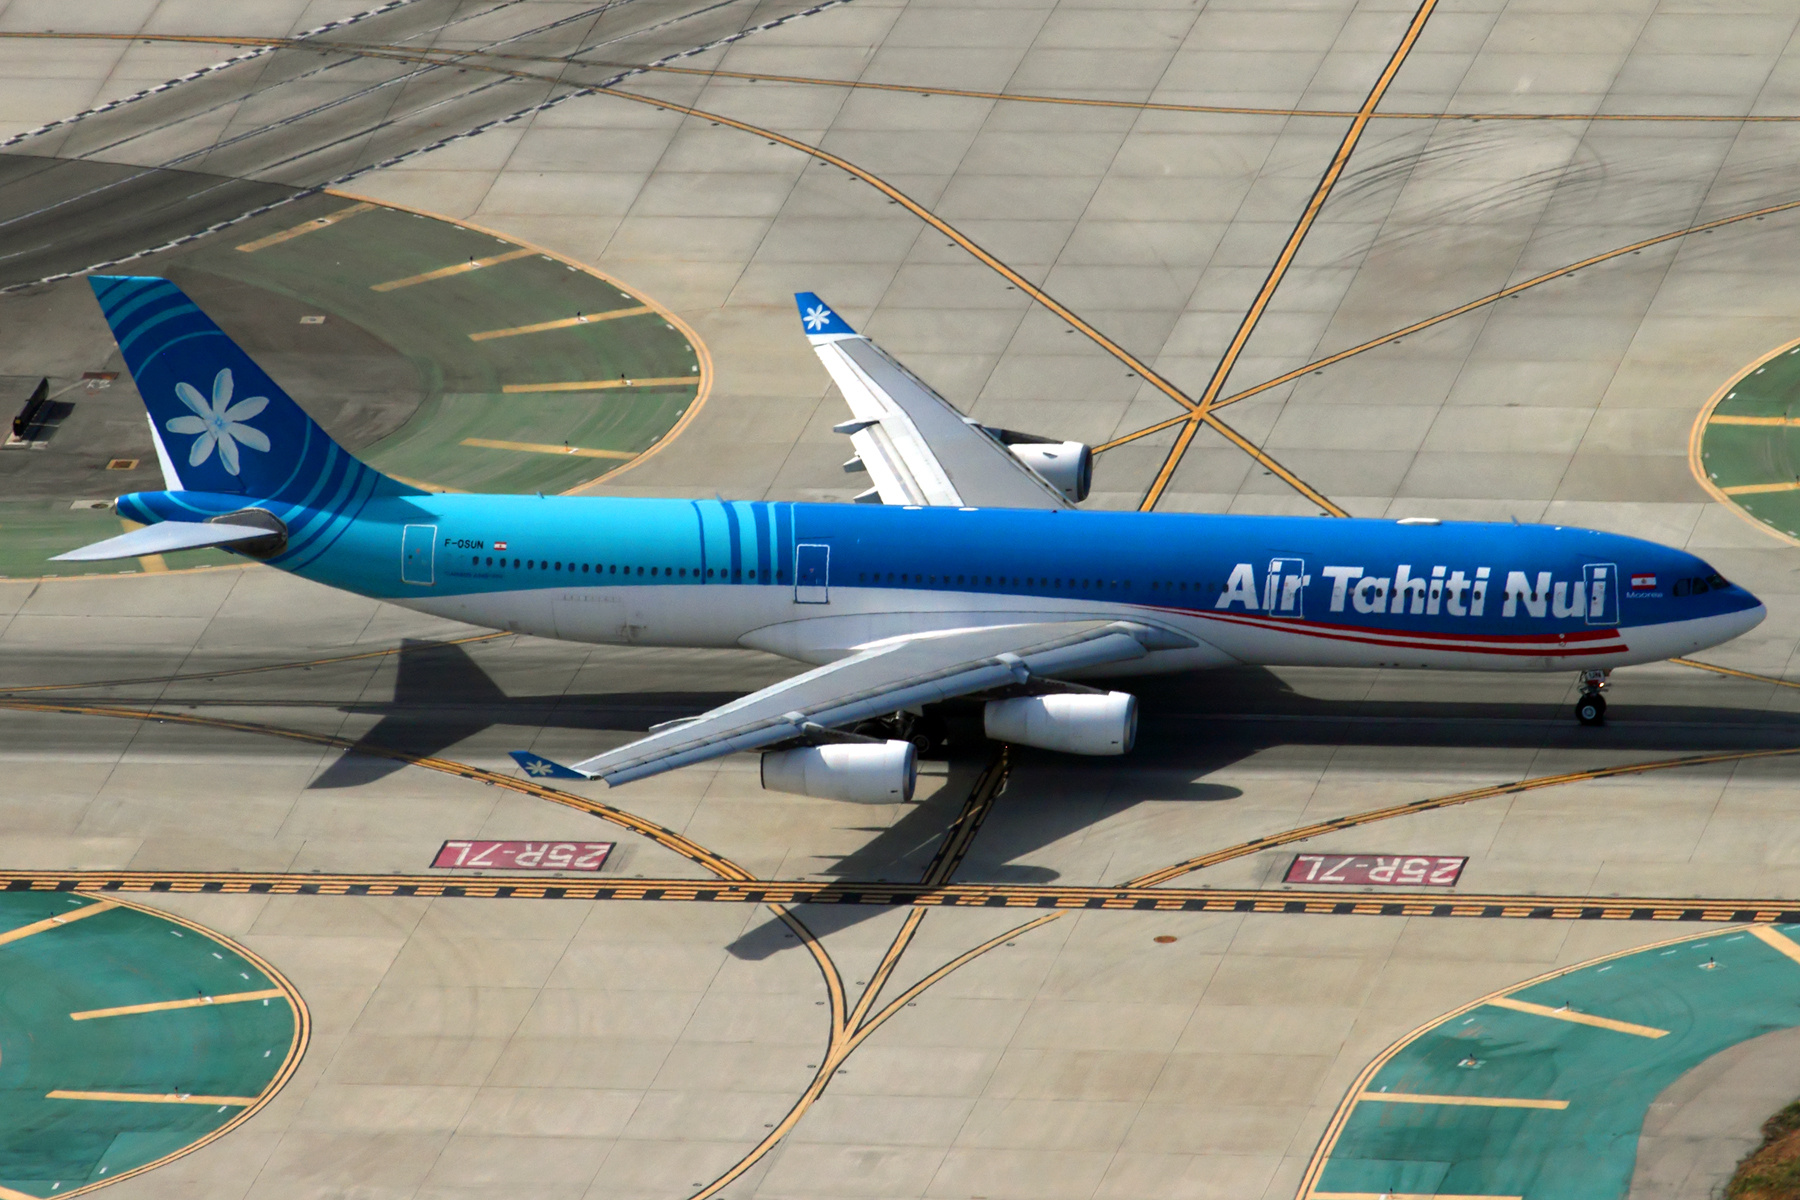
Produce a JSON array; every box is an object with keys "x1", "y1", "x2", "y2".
[
  {"x1": 984, "y1": 692, "x2": 1137, "y2": 756},
  {"x1": 760, "y1": 740, "x2": 918, "y2": 803},
  {"x1": 1007, "y1": 441, "x2": 1093, "y2": 502}
]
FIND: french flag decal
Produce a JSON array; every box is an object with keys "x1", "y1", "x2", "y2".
[{"x1": 1631, "y1": 573, "x2": 1656, "y2": 590}]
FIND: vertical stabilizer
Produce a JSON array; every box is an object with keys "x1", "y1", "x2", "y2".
[{"x1": 88, "y1": 276, "x2": 405, "y2": 503}]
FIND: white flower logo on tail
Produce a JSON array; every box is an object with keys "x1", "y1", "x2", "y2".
[
  {"x1": 166, "y1": 368, "x2": 270, "y2": 476},
  {"x1": 803, "y1": 304, "x2": 833, "y2": 331}
]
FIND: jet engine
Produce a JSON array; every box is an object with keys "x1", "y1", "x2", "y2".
[
  {"x1": 1006, "y1": 441, "x2": 1093, "y2": 502},
  {"x1": 977, "y1": 426, "x2": 1094, "y2": 502},
  {"x1": 761, "y1": 740, "x2": 918, "y2": 803},
  {"x1": 983, "y1": 692, "x2": 1137, "y2": 756}
]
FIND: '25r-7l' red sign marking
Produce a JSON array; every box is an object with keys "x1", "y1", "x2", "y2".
[
  {"x1": 432, "y1": 840, "x2": 614, "y2": 871},
  {"x1": 1284, "y1": 854, "x2": 1467, "y2": 887}
]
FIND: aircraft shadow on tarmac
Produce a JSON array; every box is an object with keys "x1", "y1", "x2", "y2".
[{"x1": 310, "y1": 639, "x2": 1800, "y2": 959}]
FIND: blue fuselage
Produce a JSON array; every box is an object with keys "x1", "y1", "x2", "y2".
[{"x1": 119, "y1": 489, "x2": 1765, "y2": 674}]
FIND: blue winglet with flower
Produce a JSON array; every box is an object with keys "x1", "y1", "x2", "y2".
[
  {"x1": 509, "y1": 751, "x2": 588, "y2": 780},
  {"x1": 794, "y1": 292, "x2": 857, "y2": 340}
]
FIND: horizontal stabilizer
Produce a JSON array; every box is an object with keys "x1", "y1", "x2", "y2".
[
  {"x1": 52, "y1": 520, "x2": 279, "y2": 562},
  {"x1": 509, "y1": 751, "x2": 589, "y2": 780}
]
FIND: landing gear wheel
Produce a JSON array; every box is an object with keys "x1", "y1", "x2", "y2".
[
  {"x1": 855, "y1": 713, "x2": 950, "y2": 757},
  {"x1": 1576, "y1": 693, "x2": 1606, "y2": 726},
  {"x1": 908, "y1": 715, "x2": 949, "y2": 757}
]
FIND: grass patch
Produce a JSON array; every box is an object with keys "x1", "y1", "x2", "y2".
[{"x1": 1728, "y1": 1100, "x2": 1800, "y2": 1199}]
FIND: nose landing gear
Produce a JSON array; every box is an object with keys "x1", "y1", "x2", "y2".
[{"x1": 1575, "y1": 669, "x2": 1609, "y2": 726}]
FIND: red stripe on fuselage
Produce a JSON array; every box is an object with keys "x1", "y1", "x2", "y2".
[{"x1": 1144, "y1": 606, "x2": 1629, "y2": 659}]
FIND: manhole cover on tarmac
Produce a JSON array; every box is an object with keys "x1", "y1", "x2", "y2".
[{"x1": 0, "y1": 893, "x2": 306, "y2": 1196}]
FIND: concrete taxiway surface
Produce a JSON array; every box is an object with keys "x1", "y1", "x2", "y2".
[{"x1": 4, "y1": 0, "x2": 1800, "y2": 1198}]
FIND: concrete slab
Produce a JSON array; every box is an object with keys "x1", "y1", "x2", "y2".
[{"x1": 6, "y1": 0, "x2": 1800, "y2": 1196}]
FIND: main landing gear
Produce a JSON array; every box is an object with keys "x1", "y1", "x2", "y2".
[
  {"x1": 1575, "y1": 669, "x2": 1610, "y2": 726},
  {"x1": 853, "y1": 709, "x2": 950, "y2": 756}
]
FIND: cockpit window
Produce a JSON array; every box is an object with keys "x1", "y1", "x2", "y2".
[{"x1": 1672, "y1": 574, "x2": 1731, "y2": 597}]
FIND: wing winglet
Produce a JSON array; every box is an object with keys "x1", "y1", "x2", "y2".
[
  {"x1": 797, "y1": 289, "x2": 1071, "y2": 509},
  {"x1": 796, "y1": 292, "x2": 858, "y2": 342},
  {"x1": 509, "y1": 751, "x2": 591, "y2": 780}
]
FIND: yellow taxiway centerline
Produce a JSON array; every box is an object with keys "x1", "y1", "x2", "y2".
[
  {"x1": 47, "y1": 1090, "x2": 258, "y2": 1106},
  {"x1": 236, "y1": 202, "x2": 376, "y2": 252},
  {"x1": 501, "y1": 377, "x2": 695, "y2": 393},
  {"x1": 469, "y1": 306, "x2": 652, "y2": 340},
  {"x1": 70, "y1": 987, "x2": 285, "y2": 1021},
  {"x1": 1485, "y1": 995, "x2": 1668, "y2": 1038},
  {"x1": 371, "y1": 247, "x2": 535, "y2": 291},
  {"x1": 1136, "y1": 0, "x2": 1441, "y2": 512},
  {"x1": 0, "y1": 900, "x2": 116, "y2": 947},
  {"x1": 460, "y1": 437, "x2": 635, "y2": 459},
  {"x1": 1356, "y1": 1091, "x2": 1569, "y2": 1110}
]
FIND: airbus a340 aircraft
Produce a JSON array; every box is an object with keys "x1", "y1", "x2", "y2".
[{"x1": 59, "y1": 277, "x2": 1765, "y2": 804}]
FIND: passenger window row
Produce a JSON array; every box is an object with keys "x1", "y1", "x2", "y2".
[
  {"x1": 460, "y1": 556, "x2": 1231, "y2": 594},
  {"x1": 852, "y1": 573, "x2": 1155, "y2": 590},
  {"x1": 467, "y1": 554, "x2": 778, "y2": 582}
]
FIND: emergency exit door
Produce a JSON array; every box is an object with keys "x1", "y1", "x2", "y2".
[
  {"x1": 794, "y1": 544, "x2": 829, "y2": 603},
  {"x1": 402, "y1": 524, "x2": 436, "y2": 586},
  {"x1": 1584, "y1": 562, "x2": 1618, "y2": 626}
]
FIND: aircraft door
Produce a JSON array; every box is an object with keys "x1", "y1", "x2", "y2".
[
  {"x1": 1584, "y1": 562, "x2": 1618, "y2": 626},
  {"x1": 1265, "y1": 557, "x2": 1307, "y2": 618},
  {"x1": 794, "y1": 544, "x2": 830, "y2": 603},
  {"x1": 402, "y1": 524, "x2": 436, "y2": 586}
]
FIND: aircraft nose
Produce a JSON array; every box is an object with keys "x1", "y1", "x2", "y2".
[{"x1": 1737, "y1": 598, "x2": 1768, "y2": 635}]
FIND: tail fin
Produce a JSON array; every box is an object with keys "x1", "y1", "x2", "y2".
[{"x1": 88, "y1": 276, "x2": 406, "y2": 501}]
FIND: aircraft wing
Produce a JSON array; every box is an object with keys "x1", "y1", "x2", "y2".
[
  {"x1": 512, "y1": 619, "x2": 1176, "y2": 785},
  {"x1": 796, "y1": 292, "x2": 1072, "y2": 510}
]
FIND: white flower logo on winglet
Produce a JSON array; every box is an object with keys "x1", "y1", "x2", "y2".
[
  {"x1": 165, "y1": 368, "x2": 270, "y2": 476},
  {"x1": 803, "y1": 304, "x2": 833, "y2": 331}
]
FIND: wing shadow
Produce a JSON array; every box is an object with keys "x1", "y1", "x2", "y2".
[
  {"x1": 310, "y1": 638, "x2": 741, "y2": 788},
  {"x1": 307, "y1": 644, "x2": 1800, "y2": 961},
  {"x1": 310, "y1": 638, "x2": 511, "y2": 788}
]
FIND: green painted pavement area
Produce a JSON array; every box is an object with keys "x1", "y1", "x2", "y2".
[
  {"x1": 1314, "y1": 926, "x2": 1800, "y2": 1199},
  {"x1": 0, "y1": 894, "x2": 301, "y2": 1196},
  {"x1": 1698, "y1": 342, "x2": 1800, "y2": 538},
  {"x1": 183, "y1": 200, "x2": 701, "y2": 494}
]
